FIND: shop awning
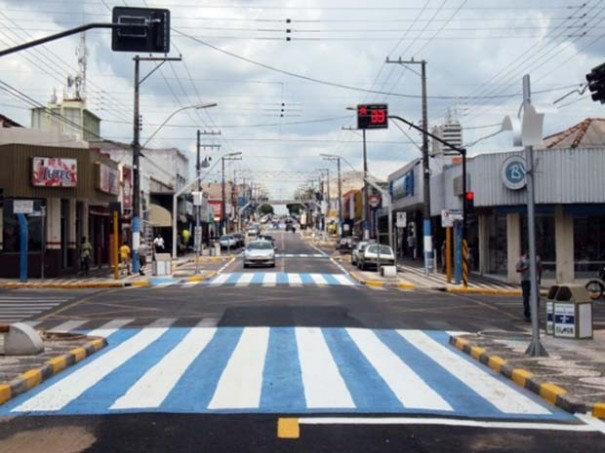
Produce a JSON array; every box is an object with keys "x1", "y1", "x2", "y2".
[{"x1": 149, "y1": 203, "x2": 172, "y2": 227}]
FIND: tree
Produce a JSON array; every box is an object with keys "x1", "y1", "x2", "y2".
[{"x1": 258, "y1": 204, "x2": 274, "y2": 215}]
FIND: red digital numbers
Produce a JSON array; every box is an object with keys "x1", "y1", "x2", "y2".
[{"x1": 357, "y1": 104, "x2": 388, "y2": 129}]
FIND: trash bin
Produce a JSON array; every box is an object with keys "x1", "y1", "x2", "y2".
[
  {"x1": 551, "y1": 284, "x2": 593, "y2": 339},
  {"x1": 153, "y1": 253, "x2": 172, "y2": 276}
]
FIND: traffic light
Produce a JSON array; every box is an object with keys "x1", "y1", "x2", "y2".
[
  {"x1": 112, "y1": 7, "x2": 170, "y2": 53},
  {"x1": 464, "y1": 191, "x2": 474, "y2": 214},
  {"x1": 586, "y1": 62, "x2": 605, "y2": 104}
]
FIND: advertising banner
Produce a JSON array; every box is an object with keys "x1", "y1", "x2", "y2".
[{"x1": 32, "y1": 157, "x2": 77, "y2": 188}]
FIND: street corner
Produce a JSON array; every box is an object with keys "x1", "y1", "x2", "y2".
[
  {"x1": 445, "y1": 285, "x2": 522, "y2": 296},
  {"x1": 183, "y1": 271, "x2": 217, "y2": 283},
  {"x1": 0, "y1": 333, "x2": 107, "y2": 406}
]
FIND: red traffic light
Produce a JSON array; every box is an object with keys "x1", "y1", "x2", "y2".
[{"x1": 464, "y1": 191, "x2": 474, "y2": 201}]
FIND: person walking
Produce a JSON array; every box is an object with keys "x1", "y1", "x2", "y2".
[
  {"x1": 515, "y1": 251, "x2": 543, "y2": 321},
  {"x1": 80, "y1": 236, "x2": 92, "y2": 276},
  {"x1": 153, "y1": 234, "x2": 165, "y2": 257},
  {"x1": 138, "y1": 241, "x2": 148, "y2": 276},
  {"x1": 119, "y1": 241, "x2": 131, "y2": 276}
]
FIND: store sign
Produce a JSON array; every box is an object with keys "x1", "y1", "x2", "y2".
[
  {"x1": 96, "y1": 163, "x2": 120, "y2": 195},
  {"x1": 32, "y1": 157, "x2": 77, "y2": 188},
  {"x1": 122, "y1": 166, "x2": 132, "y2": 210},
  {"x1": 390, "y1": 170, "x2": 414, "y2": 200},
  {"x1": 554, "y1": 303, "x2": 575, "y2": 338},
  {"x1": 501, "y1": 155, "x2": 526, "y2": 190}
]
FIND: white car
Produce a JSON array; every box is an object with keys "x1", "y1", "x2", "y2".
[
  {"x1": 351, "y1": 241, "x2": 369, "y2": 266},
  {"x1": 243, "y1": 240, "x2": 276, "y2": 268},
  {"x1": 218, "y1": 234, "x2": 238, "y2": 250},
  {"x1": 359, "y1": 244, "x2": 396, "y2": 271}
]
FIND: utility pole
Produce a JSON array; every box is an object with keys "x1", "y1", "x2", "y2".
[
  {"x1": 197, "y1": 129, "x2": 221, "y2": 247},
  {"x1": 221, "y1": 153, "x2": 242, "y2": 235},
  {"x1": 386, "y1": 57, "x2": 432, "y2": 274},
  {"x1": 131, "y1": 55, "x2": 181, "y2": 274}
]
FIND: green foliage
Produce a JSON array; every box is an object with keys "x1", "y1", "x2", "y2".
[{"x1": 258, "y1": 204, "x2": 274, "y2": 215}]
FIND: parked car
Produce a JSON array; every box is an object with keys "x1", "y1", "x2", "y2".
[
  {"x1": 351, "y1": 241, "x2": 369, "y2": 266},
  {"x1": 359, "y1": 244, "x2": 396, "y2": 271},
  {"x1": 247, "y1": 224, "x2": 261, "y2": 236},
  {"x1": 243, "y1": 240, "x2": 276, "y2": 268},
  {"x1": 218, "y1": 234, "x2": 238, "y2": 250},
  {"x1": 338, "y1": 236, "x2": 359, "y2": 253},
  {"x1": 232, "y1": 233, "x2": 244, "y2": 247}
]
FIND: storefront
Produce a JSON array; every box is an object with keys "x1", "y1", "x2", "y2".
[{"x1": 0, "y1": 144, "x2": 119, "y2": 278}]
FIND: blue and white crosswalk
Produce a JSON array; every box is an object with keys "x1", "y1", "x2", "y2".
[
  {"x1": 1, "y1": 324, "x2": 573, "y2": 421},
  {"x1": 204, "y1": 272, "x2": 358, "y2": 287}
]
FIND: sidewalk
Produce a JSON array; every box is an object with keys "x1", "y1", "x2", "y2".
[{"x1": 0, "y1": 253, "x2": 224, "y2": 289}]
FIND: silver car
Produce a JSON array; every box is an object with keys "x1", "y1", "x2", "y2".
[{"x1": 243, "y1": 240, "x2": 276, "y2": 268}]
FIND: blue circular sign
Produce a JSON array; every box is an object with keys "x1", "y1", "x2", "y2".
[{"x1": 501, "y1": 155, "x2": 526, "y2": 190}]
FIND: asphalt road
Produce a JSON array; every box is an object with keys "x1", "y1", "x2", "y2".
[{"x1": 0, "y1": 229, "x2": 603, "y2": 452}]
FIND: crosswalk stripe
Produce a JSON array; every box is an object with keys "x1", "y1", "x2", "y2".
[
  {"x1": 111, "y1": 325, "x2": 217, "y2": 410},
  {"x1": 49, "y1": 320, "x2": 88, "y2": 332},
  {"x1": 310, "y1": 273, "x2": 329, "y2": 285},
  {"x1": 288, "y1": 273, "x2": 302, "y2": 285},
  {"x1": 397, "y1": 330, "x2": 551, "y2": 415},
  {"x1": 332, "y1": 274, "x2": 355, "y2": 286},
  {"x1": 208, "y1": 327, "x2": 270, "y2": 409},
  {"x1": 210, "y1": 274, "x2": 231, "y2": 285},
  {"x1": 347, "y1": 328, "x2": 452, "y2": 411},
  {"x1": 12, "y1": 319, "x2": 176, "y2": 413},
  {"x1": 262, "y1": 273, "x2": 277, "y2": 286},
  {"x1": 296, "y1": 327, "x2": 355, "y2": 409},
  {"x1": 86, "y1": 319, "x2": 136, "y2": 338},
  {"x1": 236, "y1": 273, "x2": 254, "y2": 286}
]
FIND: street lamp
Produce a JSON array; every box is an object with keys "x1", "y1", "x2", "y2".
[
  {"x1": 133, "y1": 102, "x2": 216, "y2": 274},
  {"x1": 221, "y1": 152, "x2": 242, "y2": 235}
]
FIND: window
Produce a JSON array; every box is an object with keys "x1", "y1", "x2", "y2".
[{"x1": 2, "y1": 203, "x2": 43, "y2": 253}]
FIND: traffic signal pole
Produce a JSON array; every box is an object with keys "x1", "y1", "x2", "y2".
[{"x1": 388, "y1": 114, "x2": 469, "y2": 286}]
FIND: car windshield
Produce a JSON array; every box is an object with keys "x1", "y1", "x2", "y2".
[
  {"x1": 367, "y1": 245, "x2": 393, "y2": 255},
  {"x1": 248, "y1": 241, "x2": 273, "y2": 250}
]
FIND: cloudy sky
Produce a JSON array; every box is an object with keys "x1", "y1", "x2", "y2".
[{"x1": 1, "y1": 0, "x2": 603, "y2": 199}]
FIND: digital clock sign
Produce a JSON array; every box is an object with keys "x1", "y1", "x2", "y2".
[{"x1": 357, "y1": 104, "x2": 388, "y2": 130}]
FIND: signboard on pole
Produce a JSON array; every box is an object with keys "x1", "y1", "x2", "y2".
[
  {"x1": 396, "y1": 212, "x2": 407, "y2": 228},
  {"x1": 441, "y1": 209, "x2": 463, "y2": 227}
]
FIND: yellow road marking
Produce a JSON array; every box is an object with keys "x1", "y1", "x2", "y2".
[{"x1": 277, "y1": 418, "x2": 300, "y2": 439}]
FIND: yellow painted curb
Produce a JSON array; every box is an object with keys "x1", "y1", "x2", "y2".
[
  {"x1": 452, "y1": 338, "x2": 469, "y2": 350},
  {"x1": 396, "y1": 282, "x2": 416, "y2": 290},
  {"x1": 90, "y1": 338, "x2": 106, "y2": 350},
  {"x1": 132, "y1": 281, "x2": 151, "y2": 287},
  {"x1": 187, "y1": 275, "x2": 205, "y2": 282},
  {"x1": 0, "y1": 385, "x2": 11, "y2": 405},
  {"x1": 470, "y1": 346, "x2": 486, "y2": 360},
  {"x1": 511, "y1": 368, "x2": 533, "y2": 387},
  {"x1": 592, "y1": 402, "x2": 605, "y2": 419},
  {"x1": 366, "y1": 280, "x2": 385, "y2": 288},
  {"x1": 277, "y1": 418, "x2": 300, "y2": 439},
  {"x1": 487, "y1": 355, "x2": 507, "y2": 373},
  {"x1": 21, "y1": 369, "x2": 42, "y2": 389},
  {"x1": 46, "y1": 356, "x2": 68, "y2": 374},
  {"x1": 70, "y1": 347, "x2": 87, "y2": 362},
  {"x1": 539, "y1": 383, "x2": 567, "y2": 404}
]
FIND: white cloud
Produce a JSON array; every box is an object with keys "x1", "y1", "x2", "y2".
[{"x1": 1, "y1": 0, "x2": 604, "y2": 197}]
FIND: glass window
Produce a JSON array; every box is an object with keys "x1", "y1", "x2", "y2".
[
  {"x1": 574, "y1": 216, "x2": 605, "y2": 277},
  {"x1": 3, "y1": 203, "x2": 43, "y2": 253}
]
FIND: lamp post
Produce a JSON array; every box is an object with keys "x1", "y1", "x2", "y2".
[
  {"x1": 136, "y1": 102, "x2": 216, "y2": 272},
  {"x1": 221, "y1": 152, "x2": 242, "y2": 235}
]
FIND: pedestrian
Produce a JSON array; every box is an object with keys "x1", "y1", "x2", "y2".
[
  {"x1": 138, "y1": 241, "x2": 148, "y2": 276},
  {"x1": 80, "y1": 236, "x2": 92, "y2": 276},
  {"x1": 153, "y1": 234, "x2": 165, "y2": 257},
  {"x1": 407, "y1": 234, "x2": 416, "y2": 260},
  {"x1": 516, "y1": 251, "x2": 540, "y2": 322},
  {"x1": 119, "y1": 241, "x2": 131, "y2": 276}
]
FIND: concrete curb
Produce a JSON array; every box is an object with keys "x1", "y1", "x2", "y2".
[
  {"x1": 348, "y1": 272, "x2": 417, "y2": 290},
  {"x1": 183, "y1": 271, "x2": 218, "y2": 283},
  {"x1": 0, "y1": 337, "x2": 107, "y2": 406},
  {"x1": 448, "y1": 335, "x2": 605, "y2": 419}
]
